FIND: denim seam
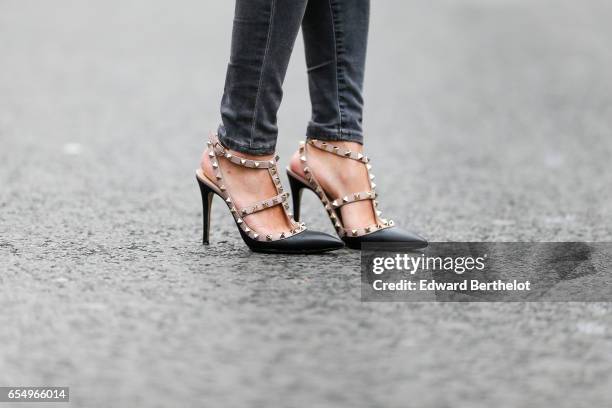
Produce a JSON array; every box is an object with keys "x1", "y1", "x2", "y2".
[
  {"x1": 327, "y1": 0, "x2": 343, "y2": 133},
  {"x1": 222, "y1": 139, "x2": 276, "y2": 155},
  {"x1": 307, "y1": 59, "x2": 335, "y2": 73},
  {"x1": 306, "y1": 126, "x2": 363, "y2": 143},
  {"x1": 249, "y1": 0, "x2": 276, "y2": 150}
]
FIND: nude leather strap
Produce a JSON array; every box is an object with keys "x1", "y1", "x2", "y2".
[
  {"x1": 237, "y1": 192, "x2": 289, "y2": 216},
  {"x1": 206, "y1": 132, "x2": 304, "y2": 241},
  {"x1": 331, "y1": 190, "x2": 377, "y2": 208},
  {"x1": 298, "y1": 140, "x2": 393, "y2": 238},
  {"x1": 307, "y1": 139, "x2": 370, "y2": 163}
]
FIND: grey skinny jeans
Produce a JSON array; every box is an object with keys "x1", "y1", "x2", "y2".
[{"x1": 218, "y1": 0, "x2": 370, "y2": 155}]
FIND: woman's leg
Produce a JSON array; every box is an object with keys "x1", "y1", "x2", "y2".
[
  {"x1": 218, "y1": 0, "x2": 309, "y2": 155},
  {"x1": 290, "y1": 0, "x2": 376, "y2": 230},
  {"x1": 302, "y1": 0, "x2": 370, "y2": 143},
  {"x1": 202, "y1": 0, "x2": 309, "y2": 235}
]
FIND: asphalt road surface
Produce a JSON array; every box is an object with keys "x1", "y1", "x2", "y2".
[{"x1": 1, "y1": 0, "x2": 612, "y2": 407}]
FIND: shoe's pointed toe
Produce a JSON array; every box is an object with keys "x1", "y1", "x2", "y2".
[
  {"x1": 277, "y1": 230, "x2": 344, "y2": 253},
  {"x1": 305, "y1": 230, "x2": 345, "y2": 251},
  {"x1": 342, "y1": 227, "x2": 428, "y2": 250}
]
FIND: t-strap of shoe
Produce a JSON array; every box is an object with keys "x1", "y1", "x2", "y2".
[
  {"x1": 296, "y1": 140, "x2": 394, "y2": 238},
  {"x1": 206, "y1": 133, "x2": 305, "y2": 241}
]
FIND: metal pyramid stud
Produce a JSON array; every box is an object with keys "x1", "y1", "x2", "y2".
[
  {"x1": 280, "y1": 232, "x2": 285, "y2": 239},
  {"x1": 236, "y1": 218, "x2": 243, "y2": 224},
  {"x1": 212, "y1": 162, "x2": 218, "y2": 169},
  {"x1": 376, "y1": 210, "x2": 382, "y2": 216},
  {"x1": 269, "y1": 160, "x2": 275, "y2": 166},
  {"x1": 241, "y1": 209, "x2": 248, "y2": 215},
  {"x1": 365, "y1": 227, "x2": 372, "y2": 233},
  {"x1": 344, "y1": 151, "x2": 351, "y2": 157},
  {"x1": 266, "y1": 235, "x2": 273, "y2": 241},
  {"x1": 370, "y1": 174, "x2": 375, "y2": 180},
  {"x1": 252, "y1": 233, "x2": 259, "y2": 240},
  {"x1": 275, "y1": 155, "x2": 280, "y2": 161},
  {"x1": 220, "y1": 185, "x2": 226, "y2": 191},
  {"x1": 240, "y1": 159, "x2": 246, "y2": 165},
  {"x1": 225, "y1": 153, "x2": 232, "y2": 159},
  {"x1": 303, "y1": 167, "x2": 310, "y2": 173},
  {"x1": 366, "y1": 164, "x2": 372, "y2": 170},
  {"x1": 216, "y1": 174, "x2": 223, "y2": 180},
  {"x1": 244, "y1": 227, "x2": 251, "y2": 233},
  {"x1": 343, "y1": 196, "x2": 349, "y2": 203},
  {"x1": 330, "y1": 213, "x2": 336, "y2": 220},
  {"x1": 353, "y1": 193, "x2": 360, "y2": 200},
  {"x1": 208, "y1": 151, "x2": 215, "y2": 158},
  {"x1": 357, "y1": 153, "x2": 364, "y2": 160},
  {"x1": 254, "y1": 162, "x2": 260, "y2": 167},
  {"x1": 225, "y1": 197, "x2": 232, "y2": 203},
  {"x1": 351, "y1": 229, "x2": 358, "y2": 236},
  {"x1": 371, "y1": 183, "x2": 377, "y2": 189},
  {"x1": 300, "y1": 156, "x2": 307, "y2": 162},
  {"x1": 230, "y1": 206, "x2": 237, "y2": 213}
]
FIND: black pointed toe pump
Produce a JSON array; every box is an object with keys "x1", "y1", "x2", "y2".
[
  {"x1": 196, "y1": 133, "x2": 344, "y2": 254},
  {"x1": 287, "y1": 140, "x2": 427, "y2": 250}
]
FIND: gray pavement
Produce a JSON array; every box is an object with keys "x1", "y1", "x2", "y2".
[{"x1": 1, "y1": 0, "x2": 612, "y2": 407}]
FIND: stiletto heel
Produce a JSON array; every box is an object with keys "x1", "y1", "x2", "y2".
[
  {"x1": 287, "y1": 140, "x2": 427, "y2": 250},
  {"x1": 288, "y1": 171, "x2": 307, "y2": 222},
  {"x1": 195, "y1": 132, "x2": 344, "y2": 254},
  {"x1": 196, "y1": 175, "x2": 214, "y2": 245}
]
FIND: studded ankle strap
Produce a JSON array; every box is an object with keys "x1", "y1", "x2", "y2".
[
  {"x1": 298, "y1": 139, "x2": 394, "y2": 238},
  {"x1": 307, "y1": 140, "x2": 370, "y2": 163},
  {"x1": 210, "y1": 134, "x2": 279, "y2": 169},
  {"x1": 206, "y1": 133, "x2": 305, "y2": 241}
]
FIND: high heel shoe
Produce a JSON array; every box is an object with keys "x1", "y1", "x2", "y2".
[
  {"x1": 287, "y1": 140, "x2": 428, "y2": 250},
  {"x1": 196, "y1": 133, "x2": 344, "y2": 254}
]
